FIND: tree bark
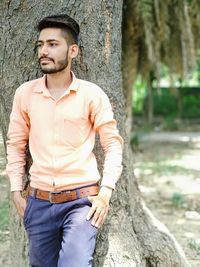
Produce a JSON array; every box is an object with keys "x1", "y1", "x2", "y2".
[
  {"x1": 145, "y1": 72, "x2": 154, "y2": 125},
  {"x1": 122, "y1": 0, "x2": 140, "y2": 135},
  {"x1": 0, "y1": 0, "x2": 191, "y2": 266}
]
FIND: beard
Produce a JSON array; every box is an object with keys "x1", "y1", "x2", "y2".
[{"x1": 39, "y1": 54, "x2": 69, "y2": 74}]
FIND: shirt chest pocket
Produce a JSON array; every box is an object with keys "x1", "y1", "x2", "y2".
[{"x1": 62, "y1": 117, "x2": 88, "y2": 148}]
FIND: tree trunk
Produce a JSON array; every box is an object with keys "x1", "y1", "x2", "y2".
[
  {"x1": 146, "y1": 73, "x2": 154, "y2": 125},
  {"x1": 122, "y1": 0, "x2": 140, "y2": 136},
  {"x1": 0, "y1": 0, "x2": 191, "y2": 266},
  {"x1": 177, "y1": 87, "x2": 183, "y2": 121}
]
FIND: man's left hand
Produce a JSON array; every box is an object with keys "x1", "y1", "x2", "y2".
[{"x1": 86, "y1": 186, "x2": 113, "y2": 228}]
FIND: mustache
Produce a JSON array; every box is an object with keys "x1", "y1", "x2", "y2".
[{"x1": 39, "y1": 56, "x2": 54, "y2": 62}]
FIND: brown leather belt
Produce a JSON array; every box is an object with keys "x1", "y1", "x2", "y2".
[{"x1": 28, "y1": 184, "x2": 99, "y2": 204}]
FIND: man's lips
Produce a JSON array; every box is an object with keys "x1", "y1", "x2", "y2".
[{"x1": 40, "y1": 58, "x2": 53, "y2": 64}]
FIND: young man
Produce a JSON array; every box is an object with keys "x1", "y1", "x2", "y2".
[{"x1": 6, "y1": 14, "x2": 123, "y2": 267}]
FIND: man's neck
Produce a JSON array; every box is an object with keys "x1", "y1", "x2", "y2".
[{"x1": 46, "y1": 68, "x2": 72, "y2": 91}]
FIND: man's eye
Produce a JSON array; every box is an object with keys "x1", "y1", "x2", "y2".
[
  {"x1": 50, "y1": 43, "x2": 57, "y2": 47},
  {"x1": 36, "y1": 43, "x2": 42, "y2": 48}
]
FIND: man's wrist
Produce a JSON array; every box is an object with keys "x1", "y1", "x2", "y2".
[
  {"x1": 11, "y1": 191, "x2": 22, "y2": 198},
  {"x1": 99, "y1": 186, "x2": 113, "y2": 199}
]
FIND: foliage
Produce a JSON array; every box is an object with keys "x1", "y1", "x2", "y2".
[
  {"x1": 188, "y1": 239, "x2": 200, "y2": 254},
  {"x1": 122, "y1": 0, "x2": 200, "y2": 103},
  {"x1": 132, "y1": 77, "x2": 147, "y2": 115},
  {"x1": 130, "y1": 132, "x2": 140, "y2": 151},
  {"x1": 161, "y1": 116, "x2": 179, "y2": 131},
  {"x1": 182, "y1": 95, "x2": 200, "y2": 118},
  {"x1": 133, "y1": 81, "x2": 200, "y2": 120},
  {"x1": 171, "y1": 192, "x2": 185, "y2": 208},
  {"x1": 153, "y1": 89, "x2": 177, "y2": 116},
  {"x1": 136, "y1": 0, "x2": 200, "y2": 78}
]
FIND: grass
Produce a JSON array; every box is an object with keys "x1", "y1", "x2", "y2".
[
  {"x1": 134, "y1": 141, "x2": 200, "y2": 178},
  {"x1": 135, "y1": 162, "x2": 199, "y2": 177},
  {"x1": 188, "y1": 239, "x2": 200, "y2": 254},
  {"x1": 171, "y1": 192, "x2": 185, "y2": 208}
]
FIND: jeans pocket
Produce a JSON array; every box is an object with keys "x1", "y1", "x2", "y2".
[
  {"x1": 23, "y1": 196, "x2": 32, "y2": 226},
  {"x1": 85, "y1": 196, "x2": 94, "y2": 207}
]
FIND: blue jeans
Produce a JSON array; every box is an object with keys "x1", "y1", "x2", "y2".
[{"x1": 23, "y1": 195, "x2": 98, "y2": 267}]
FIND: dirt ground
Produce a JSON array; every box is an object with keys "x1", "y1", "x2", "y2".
[
  {"x1": 134, "y1": 133, "x2": 200, "y2": 267},
  {"x1": 1, "y1": 131, "x2": 200, "y2": 266}
]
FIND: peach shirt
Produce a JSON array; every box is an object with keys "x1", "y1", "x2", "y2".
[{"x1": 6, "y1": 72, "x2": 123, "y2": 192}]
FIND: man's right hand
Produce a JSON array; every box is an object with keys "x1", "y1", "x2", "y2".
[{"x1": 12, "y1": 191, "x2": 27, "y2": 218}]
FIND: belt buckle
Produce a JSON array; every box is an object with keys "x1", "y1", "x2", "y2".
[{"x1": 49, "y1": 191, "x2": 60, "y2": 203}]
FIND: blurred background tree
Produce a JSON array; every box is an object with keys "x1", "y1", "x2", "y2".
[{"x1": 122, "y1": 0, "x2": 200, "y2": 133}]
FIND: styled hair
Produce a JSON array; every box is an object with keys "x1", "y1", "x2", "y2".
[{"x1": 37, "y1": 14, "x2": 80, "y2": 45}]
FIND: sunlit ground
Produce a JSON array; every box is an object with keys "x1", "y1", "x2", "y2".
[{"x1": 134, "y1": 132, "x2": 200, "y2": 267}]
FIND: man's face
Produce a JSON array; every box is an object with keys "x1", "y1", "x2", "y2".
[{"x1": 37, "y1": 28, "x2": 70, "y2": 74}]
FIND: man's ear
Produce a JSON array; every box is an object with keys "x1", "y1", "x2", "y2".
[{"x1": 69, "y1": 44, "x2": 79, "y2": 59}]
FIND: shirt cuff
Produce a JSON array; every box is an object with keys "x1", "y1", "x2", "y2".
[
  {"x1": 100, "y1": 176, "x2": 117, "y2": 190},
  {"x1": 9, "y1": 177, "x2": 23, "y2": 192}
]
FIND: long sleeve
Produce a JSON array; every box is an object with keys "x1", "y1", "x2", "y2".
[
  {"x1": 6, "y1": 89, "x2": 30, "y2": 191},
  {"x1": 90, "y1": 89, "x2": 123, "y2": 190},
  {"x1": 98, "y1": 122, "x2": 123, "y2": 189}
]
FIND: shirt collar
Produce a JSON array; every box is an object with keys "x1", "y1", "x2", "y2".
[{"x1": 33, "y1": 71, "x2": 79, "y2": 96}]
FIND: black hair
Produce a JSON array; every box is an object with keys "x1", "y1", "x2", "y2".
[{"x1": 37, "y1": 14, "x2": 80, "y2": 45}]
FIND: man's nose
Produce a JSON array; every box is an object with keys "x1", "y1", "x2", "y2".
[{"x1": 39, "y1": 45, "x2": 48, "y2": 57}]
